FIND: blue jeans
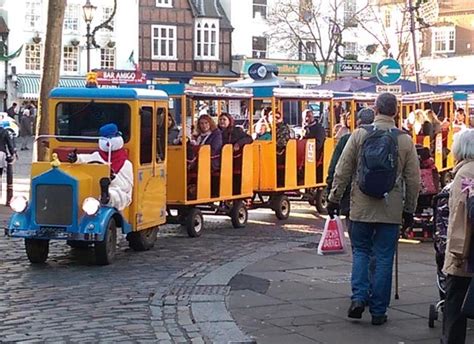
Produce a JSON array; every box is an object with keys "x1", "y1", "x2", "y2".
[{"x1": 350, "y1": 221, "x2": 399, "y2": 316}]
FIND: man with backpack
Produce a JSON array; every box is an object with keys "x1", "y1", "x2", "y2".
[{"x1": 327, "y1": 93, "x2": 420, "y2": 325}]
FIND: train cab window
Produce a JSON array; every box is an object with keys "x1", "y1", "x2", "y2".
[
  {"x1": 140, "y1": 107, "x2": 153, "y2": 164},
  {"x1": 55, "y1": 102, "x2": 131, "y2": 141},
  {"x1": 156, "y1": 107, "x2": 166, "y2": 162}
]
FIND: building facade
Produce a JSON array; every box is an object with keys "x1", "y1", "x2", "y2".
[
  {"x1": 0, "y1": 0, "x2": 139, "y2": 107},
  {"x1": 221, "y1": 0, "x2": 390, "y2": 86},
  {"x1": 138, "y1": 0, "x2": 236, "y2": 85},
  {"x1": 419, "y1": 0, "x2": 474, "y2": 84}
]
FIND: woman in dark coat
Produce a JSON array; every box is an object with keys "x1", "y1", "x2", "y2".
[
  {"x1": 218, "y1": 112, "x2": 253, "y2": 151},
  {"x1": 191, "y1": 114, "x2": 222, "y2": 171},
  {"x1": 167, "y1": 114, "x2": 180, "y2": 145}
]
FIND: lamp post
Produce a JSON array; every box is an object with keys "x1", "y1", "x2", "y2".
[{"x1": 82, "y1": 0, "x2": 96, "y2": 73}]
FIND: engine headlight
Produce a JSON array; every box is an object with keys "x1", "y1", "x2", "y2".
[
  {"x1": 10, "y1": 195, "x2": 28, "y2": 213},
  {"x1": 82, "y1": 197, "x2": 100, "y2": 216}
]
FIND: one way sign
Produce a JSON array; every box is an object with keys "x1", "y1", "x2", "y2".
[{"x1": 376, "y1": 58, "x2": 402, "y2": 85}]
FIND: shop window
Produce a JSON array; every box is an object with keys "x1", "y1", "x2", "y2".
[
  {"x1": 140, "y1": 107, "x2": 153, "y2": 164},
  {"x1": 63, "y1": 46, "x2": 79, "y2": 73},
  {"x1": 252, "y1": 36, "x2": 267, "y2": 59},
  {"x1": 25, "y1": 43, "x2": 42, "y2": 71},
  {"x1": 100, "y1": 48, "x2": 116, "y2": 69},
  {"x1": 253, "y1": 0, "x2": 267, "y2": 19},
  {"x1": 195, "y1": 19, "x2": 219, "y2": 60},
  {"x1": 152, "y1": 25, "x2": 177, "y2": 59}
]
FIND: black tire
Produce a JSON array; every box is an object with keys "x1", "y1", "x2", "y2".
[
  {"x1": 67, "y1": 240, "x2": 91, "y2": 249},
  {"x1": 428, "y1": 304, "x2": 437, "y2": 328},
  {"x1": 25, "y1": 239, "x2": 49, "y2": 264},
  {"x1": 186, "y1": 208, "x2": 203, "y2": 237},
  {"x1": 272, "y1": 194, "x2": 290, "y2": 220},
  {"x1": 314, "y1": 188, "x2": 328, "y2": 215},
  {"x1": 230, "y1": 201, "x2": 248, "y2": 229},
  {"x1": 94, "y1": 218, "x2": 117, "y2": 265},
  {"x1": 127, "y1": 227, "x2": 159, "y2": 251}
]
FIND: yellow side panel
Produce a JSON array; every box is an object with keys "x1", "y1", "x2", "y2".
[
  {"x1": 166, "y1": 146, "x2": 186, "y2": 203},
  {"x1": 252, "y1": 144, "x2": 261, "y2": 190},
  {"x1": 241, "y1": 144, "x2": 254, "y2": 196},
  {"x1": 219, "y1": 144, "x2": 233, "y2": 198},
  {"x1": 304, "y1": 139, "x2": 316, "y2": 186},
  {"x1": 257, "y1": 142, "x2": 276, "y2": 191},
  {"x1": 284, "y1": 140, "x2": 297, "y2": 189},
  {"x1": 447, "y1": 129, "x2": 454, "y2": 169},
  {"x1": 136, "y1": 166, "x2": 166, "y2": 230},
  {"x1": 434, "y1": 133, "x2": 443, "y2": 171},
  {"x1": 423, "y1": 136, "x2": 430, "y2": 149},
  {"x1": 197, "y1": 145, "x2": 211, "y2": 200},
  {"x1": 320, "y1": 138, "x2": 334, "y2": 186}
]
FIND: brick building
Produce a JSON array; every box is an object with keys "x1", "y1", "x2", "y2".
[{"x1": 138, "y1": 0, "x2": 237, "y2": 85}]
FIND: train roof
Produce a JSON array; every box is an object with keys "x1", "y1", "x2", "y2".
[{"x1": 49, "y1": 87, "x2": 168, "y2": 100}]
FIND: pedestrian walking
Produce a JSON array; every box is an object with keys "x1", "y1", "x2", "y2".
[
  {"x1": 441, "y1": 128, "x2": 474, "y2": 344},
  {"x1": 327, "y1": 93, "x2": 420, "y2": 325},
  {"x1": 19, "y1": 107, "x2": 32, "y2": 150}
]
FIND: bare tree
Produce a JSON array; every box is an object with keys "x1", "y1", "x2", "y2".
[
  {"x1": 266, "y1": 0, "x2": 371, "y2": 84},
  {"x1": 36, "y1": 0, "x2": 66, "y2": 161}
]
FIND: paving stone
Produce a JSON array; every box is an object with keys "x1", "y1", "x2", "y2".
[{"x1": 192, "y1": 302, "x2": 232, "y2": 322}]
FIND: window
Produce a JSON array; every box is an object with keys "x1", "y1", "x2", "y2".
[
  {"x1": 343, "y1": 0, "x2": 357, "y2": 27},
  {"x1": 63, "y1": 46, "x2": 79, "y2": 73},
  {"x1": 195, "y1": 19, "x2": 219, "y2": 59},
  {"x1": 152, "y1": 25, "x2": 177, "y2": 59},
  {"x1": 253, "y1": 0, "x2": 267, "y2": 19},
  {"x1": 64, "y1": 4, "x2": 79, "y2": 32},
  {"x1": 433, "y1": 27, "x2": 455, "y2": 53},
  {"x1": 140, "y1": 107, "x2": 153, "y2": 164},
  {"x1": 55, "y1": 102, "x2": 131, "y2": 142},
  {"x1": 100, "y1": 48, "x2": 116, "y2": 69},
  {"x1": 25, "y1": 44, "x2": 42, "y2": 71},
  {"x1": 156, "y1": 107, "x2": 167, "y2": 162},
  {"x1": 100, "y1": 6, "x2": 115, "y2": 32},
  {"x1": 156, "y1": 0, "x2": 172, "y2": 7},
  {"x1": 252, "y1": 36, "x2": 267, "y2": 58},
  {"x1": 343, "y1": 42, "x2": 358, "y2": 59},
  {"x1": 305, "y1": 41, "x2": 316, "y2": 60},
  {"x1": 25, "y1": 0, "x2": 42, "y2": 31}
]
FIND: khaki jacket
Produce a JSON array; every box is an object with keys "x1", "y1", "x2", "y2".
[
  {"x1": 443, "y1": 160, "x2": 474, "y2": 277},
  {"x1": 328, "y1": 115, "x2": 420, "y2": 224}
]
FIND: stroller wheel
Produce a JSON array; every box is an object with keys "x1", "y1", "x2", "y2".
[{"x1": 429, "y1": 304, "x2": 438, "y2": 328}]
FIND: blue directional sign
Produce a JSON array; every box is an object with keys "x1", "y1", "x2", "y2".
[{"x1": 376, "y1": 58, "x2": 402, "y2": 85}]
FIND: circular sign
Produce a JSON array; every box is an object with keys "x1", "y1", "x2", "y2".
[
  {"x1": 376, "y1": 58, "x2": 402, "y2": 85},
  {"x1": 248, "y1": 63, "x2": 268, "y2": 80}
]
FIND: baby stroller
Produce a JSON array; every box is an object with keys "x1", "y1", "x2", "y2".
[
  {"x1": 428, "y1": 184, "x2": 451, "y2": 328},
  {"x1": 403, "y1": 145, "x2": 440, "y2": 240}
]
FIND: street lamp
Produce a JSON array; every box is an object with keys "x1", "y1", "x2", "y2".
[{"x1": 82, "y1": 0, "x2": 97, "y2": 73}]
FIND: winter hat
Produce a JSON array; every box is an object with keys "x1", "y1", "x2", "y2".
[
  {"x1": 357, "y1": 108, "x2": 375, "y2": 125},
  {"x1": 99, "y1": 123, "x2": 120, "y2": 138}
]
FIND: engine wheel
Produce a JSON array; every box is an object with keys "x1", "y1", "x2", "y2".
[
  {"x1": 25, "y1": 239, "x2": 49, "y2": 264},
  {"x1": 127, "y1": 227, "x2": 159, "y2": 251},
  {"x1": 94, "y1": 218, "x2": 117, "y2": 265},
  {"x1": 230, "y1": 201, "x2": 248, "y2": 229}
]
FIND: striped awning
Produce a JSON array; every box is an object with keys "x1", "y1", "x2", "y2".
[{"x1": 17, "y1": 75, "x2": 86, "y2": 99}]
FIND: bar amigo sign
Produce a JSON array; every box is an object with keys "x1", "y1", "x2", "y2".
[{"x1": 95, "y1": 70, "x2": 147, "y2": 85}]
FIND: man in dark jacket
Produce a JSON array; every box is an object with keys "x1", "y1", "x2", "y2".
[
  {"x1": 0, "y1": 126, "x2": 16, "y2": 178},
  {"x1": 303, "y1": 109, "x2": 326, "y2": 153},
  {"x1": 6, "y1": 102, "x2": 17, "y2": 119}
]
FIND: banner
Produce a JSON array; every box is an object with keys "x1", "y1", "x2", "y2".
[{"x1": 94, "y1": 70, "x2": 146, "y2": 85}]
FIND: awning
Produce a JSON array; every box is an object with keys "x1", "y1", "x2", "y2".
[{"x1": 17, "y1": 75, "x2": 86, "y2": 99}]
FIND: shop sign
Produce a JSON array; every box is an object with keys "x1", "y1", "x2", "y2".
[{"x1": 95, "y1": 70, "x2": 147, "y2": 85}]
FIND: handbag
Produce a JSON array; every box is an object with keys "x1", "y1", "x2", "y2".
[{"x1": 462, "y1": 278, "x2": 474, "y2": 319}]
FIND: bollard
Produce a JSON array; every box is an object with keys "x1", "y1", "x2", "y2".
[{"x1": 6, "y1": 155, "x2": 13, "y2": 206}]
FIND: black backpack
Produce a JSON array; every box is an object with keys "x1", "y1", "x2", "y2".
[{"x1": 357, "y1": 125, "x2": 405, "y2": 199}]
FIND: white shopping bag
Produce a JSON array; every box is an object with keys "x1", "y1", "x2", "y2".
[{"x1": 317, "y1": 215, "x2": 346, "y2": 255}]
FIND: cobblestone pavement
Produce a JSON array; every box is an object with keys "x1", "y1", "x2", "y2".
[{"x1": 0, "y1": 148, "x2": 325, "y2": 343}]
